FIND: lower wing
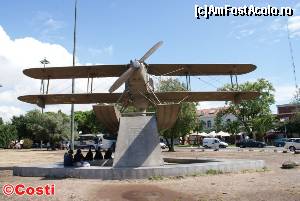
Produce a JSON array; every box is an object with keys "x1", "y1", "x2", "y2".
[
  {"x1": 18, "y1": 93, "x2": 124, "y2": 108},
  {"x1": 18, "y1": 91, "x2": 259, "y2": 107},
  {"x1": 154, "y1": 91, "x2": 259, "y2": 103}
]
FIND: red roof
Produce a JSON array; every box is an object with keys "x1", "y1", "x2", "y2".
[{"x1": 197, "y1": 107, "x2": 228, "y2": 116}]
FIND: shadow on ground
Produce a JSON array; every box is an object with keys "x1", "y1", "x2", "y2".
[{"x1": 90, "y1": 184, "x2": 196, "y2": 201}]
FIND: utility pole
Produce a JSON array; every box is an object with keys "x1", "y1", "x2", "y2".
[
  {"x1": 286, "y1": 17, "x2": 298, "y2": 100},
  {"x1": 70, "y1": 0, "x2": 77, "y2": 151}
]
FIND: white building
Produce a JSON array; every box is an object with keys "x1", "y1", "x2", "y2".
[{"x1": 197, "y1": 107, "x2": 237, "y2": 129}]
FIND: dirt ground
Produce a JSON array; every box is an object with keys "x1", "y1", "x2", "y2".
[{"x1": 0, "y1": 148, "x2": 299, "y2": 201}]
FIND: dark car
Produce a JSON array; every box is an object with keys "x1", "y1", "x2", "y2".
[
  {"x1": 273, "y1": 138, "x2": 288, "y2": 147},
  {"x1": 239, "y1": 139, "x2": 266, "y2": 148},
  {"x1": 31, "y1": 143, "x2": 47, "y2": 148}
]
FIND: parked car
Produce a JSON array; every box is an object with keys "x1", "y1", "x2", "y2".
[
  {"x1": 284, "y1": 138, "x2": 300, "y2": 152},
  {"x1": 203, "y1": 138, "x2": 221, "y2": 149},
  {"x1": 31, "y1": 143, "x2": 47, "y2": 149},
  {"x1": 219, "y1": 141, "x2": 229, "y2": 148},
  {"x1": 239, "y1": 139, "x2": 266, "y2": 148},
  {"x1": 273, "y1": 138, "x2": 288, "y2": 147},
  {"x1": 160, "y1": 142, "x2": 167, "y2": 149}
]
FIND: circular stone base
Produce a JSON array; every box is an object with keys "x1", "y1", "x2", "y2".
[{"x1": 13, "y1": 158, "x2": 265, "y2": 180}]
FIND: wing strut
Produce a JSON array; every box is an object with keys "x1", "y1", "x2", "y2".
[{"x1": 230, "y1": 73, "x2": 239, "y2": 90}]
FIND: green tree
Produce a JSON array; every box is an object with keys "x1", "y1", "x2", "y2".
[
  {"x1": 158, "y1": 78, "x2": 197, "y2": 151},
  {"x1": 194, "y1": 119, "x2": 206, "y2": 133},
  {"x1": 218, "y1": 78, "x2": 275, "y2": 140},
  {"x1": 214, "y1": 112, "x2": 225, "y2": 132},
  {"x1": 285, "y1": 113, "x2": 300, "y2": 135},
  {"x1": 11, "y1": 115, "x2": 32, "y2": 140},
  {"x1": 0, "y1": 123, "x2": 17, "y2": 148},
  {"x1": 45, "y1": 110, "x2": 75, "y2": 143},
  {"x1": 12, "y1": 110, "x2": 77, "y2": 146},
  {"x1": 74, "y1": 110, "x2": 104, "y2": 134},
  {"x1": 25, "y1": 110, "x2": 51, "y2": 142},
  {"x1": 224, "y1": 120, "x2": 241, "y2": 135}
]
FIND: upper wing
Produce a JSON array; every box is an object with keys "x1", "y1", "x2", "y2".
[
  {"x1": 18, "y1": 93, "x2": 124, "y2": 107},
  {"x1": 23, "y1": 65, "x2": 128, "y2": 79},
  {"x1": 154, "y1": 91, "x2": 259, "y2": 103},
  {"x1": 147, "y1": 64, "x2": 256, "y2": 76}
]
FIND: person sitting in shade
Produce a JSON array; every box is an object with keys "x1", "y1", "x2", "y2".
[
  {"x1": 85, "y1": 146, "x2": 94, "y2": 161},
  {"x1": 64, "y1": 149, "x2": 74, "y2": 167},
  {"x1": 94, "y1": 147, "x2": 103, "y2": 160},
  {"x1": 104, "y1": 148, "x2": 113, "y2": 159},
  {"x1": 73, "y1": 149, "x2": 85, "y2": 163}
]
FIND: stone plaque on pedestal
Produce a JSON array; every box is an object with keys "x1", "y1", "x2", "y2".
[{"x1": 113, "y1": 116, "x2": 164, "y2": 167}]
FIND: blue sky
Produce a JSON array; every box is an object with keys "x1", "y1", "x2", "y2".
[{"x1": 0, "y1": 0, "x2": 299, "y2": 120}]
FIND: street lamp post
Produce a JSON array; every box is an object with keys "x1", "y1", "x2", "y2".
[
  {"x1": 39, "y1": 58, "x2": 50, "y2": 149},
  {"x1": 40, "y1": 58, "x2": 50, "y2": 94}
]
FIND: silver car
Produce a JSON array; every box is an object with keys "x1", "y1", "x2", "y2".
[{"x1": 284, "y1": 138, "x2": 300, "y2": 152}]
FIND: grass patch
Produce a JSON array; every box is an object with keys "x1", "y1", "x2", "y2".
[
  {"x1": 175, "y1": 144, "x2": 194, "y2": 147},
  {"x1": 261, "y1": 166, "x2": 269, "y2": 172},
  {"x1": 148, "y1": 175, "x2": 164, "y2": 180},
  {"x1": 169, "y1": 175, "x2": 185, "y2": 180},
  {"x1": 228, "y1": 144, "x2": 237, "y2": 147},
  {"x1": 205, "y1": 169, "x2": 223, "y2": 175},
  {"x1": 241, "y1": 167, "x2": 270, "y2": 173},
  {"x1": 189, "y1": 170, "x2": 225, "y2": 177},
  {"x1": 241, "y1": 169, "x2": 252, "y2": 174},
  {"x1": 190, "y1": 173, "x2": 205, "y2": 177}
]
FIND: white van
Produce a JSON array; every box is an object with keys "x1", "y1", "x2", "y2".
[
  {"x1": 203, "y1": 138, "x2": 222, "y2": 149},
  {"x1": 97, "y1": 134, "x2": 117, "y2": 151},
  {"x1": 74, "y1": 134, "x2": 98, "y2": 149}
]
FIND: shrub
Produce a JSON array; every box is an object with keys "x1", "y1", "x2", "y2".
[
  {"x1": 22, "y1": 138, "x2": 33, "y2": 149},
  {"x1": 0, "y1": 124, "x2": 17, "y2": 148}
]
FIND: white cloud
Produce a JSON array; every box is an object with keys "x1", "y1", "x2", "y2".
[
  {"x1": 269, "y1": 16, "x2": 300, "y2": 38},
  {"x1": 269, "y1": 18, "x2": 284, "y2": 32},
  {"x1": 288, "y1": 16, "x2": 300, "y2": 37},
  {"x1": 294, "y1": 2, "x2": 300, "y2": 14},
  {"x1": 227, "y1": 18, "x2": 262, "y2": 40},
  {"x1": 274, "y1": 85, "x2": 297, "y2": 104},
  {"x1": 0, "y1": 25, "x2": 118, "y2": 122},
  {"x1": 0, "y1": 106, "x2": 24, "y2": 121},
  {"x1": 88, "y1": 45, "x2": 114, "y2": 57},
  {"x1": 28, "y1": 11, "x2": 65, "y2": 42},
  {"x1": 44, "y1": 18, "x2": 63, "y2": 31},
  {"x1": 268, "y1": 85, "x2": 298, "y2": 114}
]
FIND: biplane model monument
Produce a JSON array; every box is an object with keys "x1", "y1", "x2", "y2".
[{"x1": 18, "y1": 41, "x2": 259, "y2": 168}]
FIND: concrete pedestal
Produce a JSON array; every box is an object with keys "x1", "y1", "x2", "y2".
[{"x1": 113, "y1": 116, "x2": 164, "y2": 167}]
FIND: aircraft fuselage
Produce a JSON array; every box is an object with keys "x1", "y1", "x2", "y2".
[{"x1": 126, "y1": 63, "x2": 150, "y2": 110}]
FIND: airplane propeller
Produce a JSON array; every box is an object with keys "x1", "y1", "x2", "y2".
[
  {"x1": 108, "y1": 66, "x2": 135, "y2": 93},
  {"x1": 139, "y1": 41, "x2": 163, "y2": 63},
  {"x1": 109, "y1": 41, "x2": 163, "y2": 93}
]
